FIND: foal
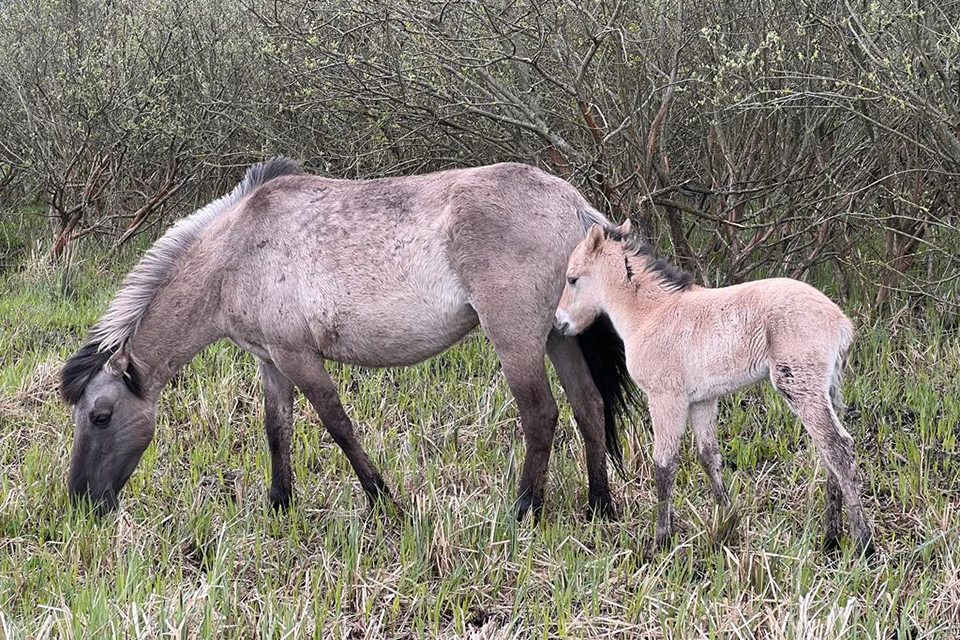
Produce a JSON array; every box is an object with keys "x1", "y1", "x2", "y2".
[{"x1": 555, "y1": 222, "x2": 873, "y2": 554}]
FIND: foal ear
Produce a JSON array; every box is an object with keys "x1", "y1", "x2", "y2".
[
  {"x1": 616, "y1": 219, "x2": 632, "y2": 235},
  {"x1": 585, "y1": 224, "x2": 605, "y2": 253}
]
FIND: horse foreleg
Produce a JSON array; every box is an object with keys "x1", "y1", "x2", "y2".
[
  {"x1": 259, "y1": 359, "x2": 294, "y2": 510},
  {"x1": 270, "y1": 349, "x2": 391, "y2": 508}
]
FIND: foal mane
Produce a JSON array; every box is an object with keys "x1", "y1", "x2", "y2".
[
  {"x1": 60, "y1": 157, "x2": 300, "y2": 405},
  {"x1": 606, "y1": 228, "x2": 695, "y2": 292}
]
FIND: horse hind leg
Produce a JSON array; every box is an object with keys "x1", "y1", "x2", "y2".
[
  {"x1": 259, "y1": 359, "x2": 295, "y2": 509},
  {"x1": 771, "y1": 360, "x2": 873, "y2": 555},
  {"x1": 470, "y1": 300, "x2": 559, "y2": 521},
  {"x1": 547, "y1": 331, "x2": 615, "y2": 519},
  {"x1": 501, "y1": 341, "x2": 559, "y2": 522},
  {"x1": 270, "y1": 348, "x2": 391, "y2": 508}
]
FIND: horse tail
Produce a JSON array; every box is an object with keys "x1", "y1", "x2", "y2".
[
  {"x1": 577, "y1": 315, "x2": 641, "y2": 474},
  {"x1": 575, "y1": 203, "x2": 612, "y2": 235}
]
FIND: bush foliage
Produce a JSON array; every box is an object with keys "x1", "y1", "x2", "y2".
[{"x1": 1, "y1": 0, "x2": 958, "y2": 311}]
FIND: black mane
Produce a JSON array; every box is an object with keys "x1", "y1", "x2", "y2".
[
  {"x1": 606, "y1": 228, "x2": 695, "y2": 292},
  {"x1": 60, "y1": 342, "x2": 144, "y2": 405}
]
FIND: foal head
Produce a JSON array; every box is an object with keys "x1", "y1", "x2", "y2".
[
  {"x1": 60, "y1": 341, "x2": 156, "y2": 514},
  {"x1": 554, "y1": 220, "x2": 631, "y2": 335},
  {"x1": 555, "y1": 220, "x2": 694, "y2": 335}
]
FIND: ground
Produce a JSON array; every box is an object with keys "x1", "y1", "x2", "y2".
[{"x1": 0, "y1": 246, "x2": 958, "y2": 639}]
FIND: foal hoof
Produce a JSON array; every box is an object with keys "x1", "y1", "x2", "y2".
[
  {"x1": 713, "y1": 509, "x2": 740, "y2": 543},
  {"x1": 655, "y1": 531, "x2": 674, "y2": 551},
  {"x1": 587, "y1": 491, "x2": 618, "y2": 521},
  {"x1": 855, "y1": 536, "x2": 876, "y2": 558}
]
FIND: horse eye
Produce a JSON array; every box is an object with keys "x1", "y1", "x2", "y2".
[
  {"x1": 91, "y1": 413, "x2": 112, "y2": 428},
  {"x1": 567, "y1": 276, "x2": 579, "y2": 285}
]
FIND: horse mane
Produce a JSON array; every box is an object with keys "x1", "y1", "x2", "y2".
[
  {"x1": 60, "y1": 342, "x2": 144, "y2": 404},
  {"x1": 60, "y1": 157, "x2": 300, "y2": 405},
  {"x1": 606, "y1": 227, "x2": 695, "y2": 292}
]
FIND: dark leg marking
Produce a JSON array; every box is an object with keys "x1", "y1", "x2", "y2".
[
  {"x1": 823, "y1": 469, "x2": 844, "y2": 553},
  {"x1": 260, "y1": 360, "x2": 295, "y2": 510},
  {"x1": 654, "y1": 462, "x2": 677, "y2": 548},
  {"x1": 547, "y1": 331, "x2": 617, "y2": 520}
]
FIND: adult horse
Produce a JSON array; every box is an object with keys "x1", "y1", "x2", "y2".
[{"x1": 60, "y1": 158, "x2": 637, "y2": 519}]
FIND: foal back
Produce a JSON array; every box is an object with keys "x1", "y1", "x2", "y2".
[{"x1": 633, "y1": 277, "x2": 853, "y2": 403}]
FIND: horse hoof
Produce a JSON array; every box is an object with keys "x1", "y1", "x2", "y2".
[
  {"x1": 822, "y1": 536, "x2": 841, "y2": 554},
  {"x1": 369, "y1": 496, "x2": 405, "y2": 521},
  {"x1": 269, "y1": 489, "x2": 291, "y2": 511},
  {"x1": 587, "y1": 492, "x2": 618, "y2": 521},
  {"x1": 514, "y1": 494, "x2": 543, "y2": 523}
]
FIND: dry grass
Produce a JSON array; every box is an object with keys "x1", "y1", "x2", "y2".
[{"x1": 1, "y1": 251, "x2": 958, "y2": 639}]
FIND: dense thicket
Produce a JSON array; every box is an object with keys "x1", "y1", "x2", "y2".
[{"x1": 1, "y1": 0, "x2": 958, "y2": 312}]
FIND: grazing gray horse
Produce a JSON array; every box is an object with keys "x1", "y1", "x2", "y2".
[{"x1": 61, "y1": 158, "x2": 638, "y2": 518}]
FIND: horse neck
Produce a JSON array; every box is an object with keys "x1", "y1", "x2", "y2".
[
  {"x1": 128, "y1": 267, "x2": 224, "y2": 399},
  {"x1": 600, "y1": 264, "x2": 673, "y2": 337}
]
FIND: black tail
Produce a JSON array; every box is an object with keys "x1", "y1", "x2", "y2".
[{"x1": 577, "y1": 314, "x2": 642, "y2": 474}]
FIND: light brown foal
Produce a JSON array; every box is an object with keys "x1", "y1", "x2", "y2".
[{"x1": 555, "y1": 221, "x2": 873, "y2": 555}]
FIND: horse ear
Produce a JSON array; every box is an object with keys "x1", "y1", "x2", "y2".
[
  {"x1": 106, "y1": 340, "x2": 130, "y2": 376},
  {"x1": 585, "y1": 224, "x2": 604, "y2": 253},
  {"x1": 617, "y1": 219, "x2": 632, "y2": 235}
]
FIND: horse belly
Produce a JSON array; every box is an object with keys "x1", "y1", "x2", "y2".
[{"x1": 313, "y1": 261, "x2": 480, "y2": 367}]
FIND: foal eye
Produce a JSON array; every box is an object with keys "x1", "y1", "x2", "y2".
[
  {"x1": 91, "y1": 413, "x2": 112, "y2": 428},
  {"x1": 567, "y1": 276, "x2": 579, "y2": 285}
]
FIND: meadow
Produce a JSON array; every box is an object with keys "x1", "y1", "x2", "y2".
[{"x1": 0, "y1": 221, "x2": 958, "y2": 639}]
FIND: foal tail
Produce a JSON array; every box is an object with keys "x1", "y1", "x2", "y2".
[{"x1": 829, "y1": 319, "x2": 855, "y2": 418}]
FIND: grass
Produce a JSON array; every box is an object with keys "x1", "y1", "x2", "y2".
[{"x1": 0, "y1": 233, "x2": 958, "y2": 639}]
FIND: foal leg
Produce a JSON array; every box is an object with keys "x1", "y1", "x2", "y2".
[
  {"x1": 648, "y1": 393, "x2": 690, "y2": 548},
  {"x1": 772, "y1": 366, "x2": 872, "y2": 554},
  {"x1": 805, "y1": 401, "x2": 871, "y2": 554},
  {"x1": 271, "y1": 350, "x2": 390, "y2": 507},
  {"x1": 689, "y1": 399, "x2": 729, "y2": 509},
  {"x1": 259, "y1": 359, "x2": 295, "y2": 509},
  {"x1": 690, "y1": 399, "x2": 738, "y2": 542},
  {"x1": 547, "y1": 331, "x2": 615, "y2": 519}
]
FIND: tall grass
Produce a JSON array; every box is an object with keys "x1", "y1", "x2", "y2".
[{"x1": 0, "y1": 238, "x2": 958, "y2": 639}]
